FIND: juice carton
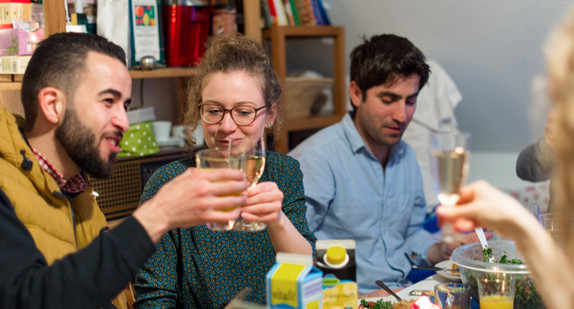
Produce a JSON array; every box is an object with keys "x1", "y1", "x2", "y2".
[
  {"x1": 316, "y1": 239, "x2": 358, "y2": 309},
  {"x1": 266, "y1": 252, "x2": 323, "y2": 309}
]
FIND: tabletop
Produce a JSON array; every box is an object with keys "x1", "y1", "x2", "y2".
[
  {"x1": 361, "y1": 274, "x2": 453, "y2": 303},
  {"x1": 360, "y1": 274, "x2": 481, "y2": 308}
]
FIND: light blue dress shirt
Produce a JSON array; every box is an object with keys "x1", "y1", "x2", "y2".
[{"x1": 289, "y1": 113, "x2": 435, "y2": 293}]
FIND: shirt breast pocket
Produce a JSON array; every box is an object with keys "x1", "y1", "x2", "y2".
[{"x1": 384, "y1": 193, "x2": 415, "y2": 236}]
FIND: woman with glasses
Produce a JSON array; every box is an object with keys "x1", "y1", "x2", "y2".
[{"x1": 133, "y1": 35, "x2": 315, "y2": 308}]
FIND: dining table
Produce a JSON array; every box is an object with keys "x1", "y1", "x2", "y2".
[
  {"x1": 361, "y1": 274, "x2": 453, "y2": 303},
  {"x1": 360, "y1": 272, "x2": 480, "y2": 308}
]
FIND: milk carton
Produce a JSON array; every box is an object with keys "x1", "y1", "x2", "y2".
[
  {"x1": 316, "y1": 240, "x2": 358, "y2": 309},
  {"x1": 266, "y1": 252, "x2": 323, "y2": 309}
]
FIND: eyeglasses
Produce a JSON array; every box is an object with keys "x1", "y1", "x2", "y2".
[{"x1": 199, "y1": 103, "x2": 268, "y2": 126}]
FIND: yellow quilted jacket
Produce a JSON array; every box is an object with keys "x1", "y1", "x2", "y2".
[{"x1": 0, "y1": 106, "x2": 127, "y2": 309}]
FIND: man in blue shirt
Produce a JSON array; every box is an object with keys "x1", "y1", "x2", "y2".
[{"x1": 289, "y1": 34, "x2": 472, "y2": 295}]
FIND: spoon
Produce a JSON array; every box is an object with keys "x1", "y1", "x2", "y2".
[
  {"x1": 375, "y1": 280, "x2": 402, "y2": 302},
  {"x1": 475, "y1": 227, "x2": 496, "y2": 263}
]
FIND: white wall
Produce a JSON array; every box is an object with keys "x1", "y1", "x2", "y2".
[
  {"x1": 138, "y1": 1, "x2": 571, "y2": 191},
  {"x1": 319, "y1": 0, "x2": 570, "y2": 191}
]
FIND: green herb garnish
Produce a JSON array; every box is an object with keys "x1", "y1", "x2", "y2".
[
  {"x1": 359, "y1": 298, "x2": 394, "y2": 309},
  {"x1": 482, "y1": 247, "x2": 494, "y2": 262},
  {"x1": 499, "y1": 254, "x2": 523, "y2": 264}
]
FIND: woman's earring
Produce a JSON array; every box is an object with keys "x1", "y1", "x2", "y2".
[{"x1": 266, "y1": 123, "x2": 272, "y2": 128}]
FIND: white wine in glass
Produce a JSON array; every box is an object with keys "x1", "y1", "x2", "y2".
[
  {"x1": 430, "y1": 131, "x2": 471, "y2": 242},
  {"x1": 233, "y1": 136, "x2": 267, "y2": 232}
]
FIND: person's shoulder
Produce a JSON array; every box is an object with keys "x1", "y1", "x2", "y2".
[
  {"x1": 265, "y1": 151, "x2": 304, "y2": 186},
  {"x1": 158, "y1": 156, "x2": 193, "y2": 174},
  {"x1": 268, "y1": 151, "x2": 299, "y2": 170},
  {"x1": 289, "y1": 123, "x2": 344, "y2": 157}
]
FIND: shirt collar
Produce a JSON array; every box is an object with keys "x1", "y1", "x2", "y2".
[
  {"x1": 341, "y1": 112, "x2": 367, "y2": 154},
  {"x1": 341, "y1": 111, "x2": 405, "y2": 160},
  {"x1": 32, "y1": 148, "x2": 86, "y2": 194}
]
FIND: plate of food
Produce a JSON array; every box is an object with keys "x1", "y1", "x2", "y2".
[
  {"x1": 435, "y1": 260, "x2": 461, "y2": 281},
  {"x1": 359, "y1": 297, "x2": 441, "y2": 309},
  {"x1": 358, "y1": 298, "x2": 415, "y2": 309}
]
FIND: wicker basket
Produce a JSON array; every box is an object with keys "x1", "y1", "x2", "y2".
[{"x1": 286, "y1": 77, "x2": 333, "y2": 120}]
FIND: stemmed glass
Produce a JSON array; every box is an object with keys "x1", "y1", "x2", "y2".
[
  {"x1": 429, "y1": 131, "x2": 471, "y2": 242},
  {"x1": 233, "y1": 135, "x2": 267, "y2": 232}
]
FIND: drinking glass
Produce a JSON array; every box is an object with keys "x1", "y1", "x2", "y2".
[
  {"x1": 434, "y1": 283, "x2": 470, "y2": 309},
  {"x1": 233, "y1": 136, "x2": 267, "y2": 232},
  {"x1": 477, "y1": 273, "x2": 515, "y2": 309},
  {"x1": 540, "y1": 212, "x2": 574, "y2": 246},
  {"x1": 429, "y1": 131, "x2": 471, "y2": 242},
  {"x1": 195, "y1": 148, "x2": 246, "y2": 231}
]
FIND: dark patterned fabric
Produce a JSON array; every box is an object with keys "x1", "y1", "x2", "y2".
[{"x1": 133, "y1": 151, "x2": 316, "y2": 309}]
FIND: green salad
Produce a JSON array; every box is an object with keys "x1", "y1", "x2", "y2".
[{"x1": 359, "y1": 299, "x2": 394, "y2": 309}]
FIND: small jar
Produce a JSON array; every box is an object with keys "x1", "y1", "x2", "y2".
[{"x1": 212, "y1": 3, "x2": 237, "y2": 36}]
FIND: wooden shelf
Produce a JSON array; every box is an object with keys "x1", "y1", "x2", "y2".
[
  {"x1": 262, "y1": 25, "x2": 344, "y2": 38},
  {"x1": 285, "y1": 115, "x2": 342, "y2": 132},
  {"x1": 263, "y1": 25, "x2": 346, "y2": 153},
  {"x1": 0, "y1": 82, "x2": 22, "y2": 90},
  {"x1": 0, "y1": 67, "x2": 196, "y2": 90},
  {"x1": 129, "y1": 67, "x2": 196, "y2": 79},
  {"x1": 0, "y1": 0, "x2": 260, "y2": 89}
]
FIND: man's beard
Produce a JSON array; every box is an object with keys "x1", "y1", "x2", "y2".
[{"x1": 55, "y1": 108, "x2": 117, "y2": 179}]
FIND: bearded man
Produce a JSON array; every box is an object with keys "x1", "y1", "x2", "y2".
[{"x1": 0, "y1": 32, "x2": 248, "y2": 308}]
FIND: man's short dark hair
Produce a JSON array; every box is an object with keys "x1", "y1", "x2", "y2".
[
  {"x1": 350, "y1": 34, "x2": 430, "y2": 103},
  {"x1": 21, "y1": 32, "x2": 126, "y2": 131}
]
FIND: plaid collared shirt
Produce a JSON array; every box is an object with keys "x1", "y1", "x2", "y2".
[{"x1": 32, "y1": 149, "x2": 86, "y2": 194}]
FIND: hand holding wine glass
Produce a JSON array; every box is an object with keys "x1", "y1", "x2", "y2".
[
  {"x1": 233, "y1": 136, "x2": 268, "y2": 232},
  {"x1": 429, "y1": 131, "x2": 471, "y2": 242}
]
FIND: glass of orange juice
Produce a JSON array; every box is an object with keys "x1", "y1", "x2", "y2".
[
  {"x1": 195, "y1": 148, "x2": 246, "y2": 231},
  {"x1": 477, "y1": 273, "x2": 515, "y2": 309}
]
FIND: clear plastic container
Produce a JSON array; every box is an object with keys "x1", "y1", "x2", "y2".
[{"x1": 451, "y1": 240, "x2": 545, "y2": 308}]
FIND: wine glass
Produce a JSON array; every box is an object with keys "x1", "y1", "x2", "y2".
[
  {"x1": 429, "y1": 131, "x2": 471, "y2": 242},
  {"x1": 233, "y1": 135, "x2": 267, "y2": 232}
]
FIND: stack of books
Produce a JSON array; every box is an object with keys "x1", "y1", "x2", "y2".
[{"x1": 262, "y1": 0, "x2": 331, "y2": 28}]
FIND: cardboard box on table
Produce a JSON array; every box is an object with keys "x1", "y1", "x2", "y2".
[{"x1": 266, "y1": 253, "x2": 323, "y2": 309}]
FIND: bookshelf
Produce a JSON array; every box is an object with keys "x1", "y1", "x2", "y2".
[
  {"x1": 0, "y1": 1, "x2": 346, "y2": 155},
  {"x1": 0, "y1": 0, "x2": 261, "y2": 90},
  {"x1": 263, "y1": 25, "x2": 346, "y2": 154}
]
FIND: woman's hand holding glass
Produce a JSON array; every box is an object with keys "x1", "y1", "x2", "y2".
[
  {"x1": 430, "y1": 131, "x2": 471, "y2": 242},
  {"x1": 436, "y1": 181, "x2": 541, "y2": 240},
  {"x1": 233, "y1": 136, "x2": 269, "y2": 231},
  {"x1": 240, "y1": 181, "x2": 285, "y2": 227}
]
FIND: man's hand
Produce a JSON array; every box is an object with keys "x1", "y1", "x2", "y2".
[{"x1": 427, "y1": 230, "x2": 491, "y2": 265}]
